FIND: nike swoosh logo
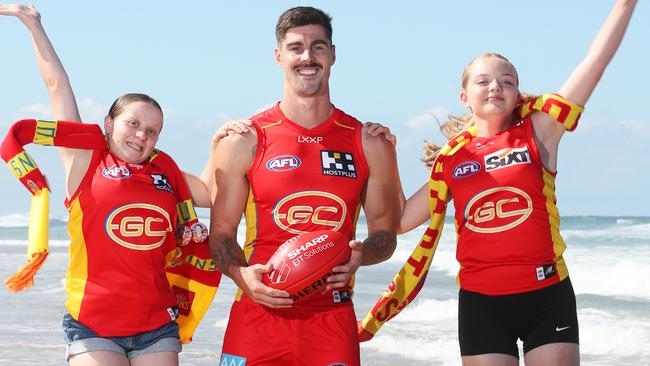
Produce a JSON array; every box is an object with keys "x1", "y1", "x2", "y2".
[{"x1": 556, "y1": 326, "x2": 571, "y2": 332}]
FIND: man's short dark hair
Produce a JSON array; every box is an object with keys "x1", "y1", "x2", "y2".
[{"x1": 275, "y1": 6, "x2": 333, "y2": 44}]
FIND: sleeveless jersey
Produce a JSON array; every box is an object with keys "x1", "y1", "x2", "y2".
[
  {"x1": 64, "y1": 150, "x2": 179, "y2": 336},
  {"x1": 241, "y1": 103, "x2": 369, "y2": 311},
  {"x1": 443, "y1": 118, "x2": 568, "y2": 295}
]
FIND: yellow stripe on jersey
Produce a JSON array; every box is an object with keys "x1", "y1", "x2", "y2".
[
  {"x1": 334, "y1": 121, "x2": 355, "y2": 130},
  {"x1": 541, "y1": 168, "x2": 569, "y2": 280},
  {"x1": 65, "y1": 198, "x2": 89, "y2": 319},
  {"x1": 244, "y1": 188, "x2": 257, "y2": 262},
  {"x1": 261, "y1": 120, "x2": 283, "y2": 129},
  {"x1": 236, "y1": 188, "x2": 258, "y2": 302}
]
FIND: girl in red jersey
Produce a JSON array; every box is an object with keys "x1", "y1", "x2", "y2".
[
  {"x1": 359, "y1": 1, "x2": 637, "y2": 365},
  {"x1": 0, "y1": 4, "x2": 240, "y2": 365}
]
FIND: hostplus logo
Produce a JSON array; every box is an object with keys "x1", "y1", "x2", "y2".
[{"x1": 321, "y1": 150, "x2": 356, "y2": 179}]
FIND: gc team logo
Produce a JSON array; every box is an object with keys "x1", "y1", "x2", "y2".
[
  {"x1": 105, "y1": 203, "x2": 172, "y2": 250},
  {"x1": 273, "y1": 191, "x2": 347, "y2": 234},
  {"x1": 266, "y1": 154, "x2": 301, "y2": 172},
  {"x1": 464, "y1": 187, "x2": 532, "y2": 233}
]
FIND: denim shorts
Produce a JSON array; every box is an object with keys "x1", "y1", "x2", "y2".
[{"x1": 62, "y1": 313, "x2": 181, "y2": 361}]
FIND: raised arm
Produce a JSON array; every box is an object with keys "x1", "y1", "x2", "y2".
[
  {"x1": 532, "y1": 0, "x2": 637, "y2": 170},
  {"x1": 1, "y1": 4, "x2": 80, "y2": 122},
  {"x1": 559, "y1": 0, "x2": 636, "y2": 106},
  {"x1": 1, "y1": 4, "x2": 90, "y2": 194},
  {"x1": 208, "y1": 131, "x2": 292, "y2": 308}
]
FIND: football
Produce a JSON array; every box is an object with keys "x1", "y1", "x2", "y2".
[{"x1": 263, "y1": 230, "x2": 351, "y2": 302}]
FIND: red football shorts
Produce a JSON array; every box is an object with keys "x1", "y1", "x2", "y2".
[{"x1": 220, "y1": 300, "x2": 360, "y2": 366}]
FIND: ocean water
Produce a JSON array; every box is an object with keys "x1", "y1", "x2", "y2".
[{"x1": 0, "y1": 215, "x2": 648, "y2": 365}]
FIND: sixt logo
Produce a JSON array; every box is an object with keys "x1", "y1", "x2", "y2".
[
  {"x1": 102, "y1": 165, "x2": 131, "y2": 180},
  {"x1": 484, "y1": 147, "x2": 530, "y2": 172},
  {"x1": 453, "y1": 161, "x2": 481, "y2": 179},
  {"x1": 266, "y1": 155, "x2": 301, "y2": 172},
  {"x1": 105, "y1": 203, "x2": 172, "y2": 250}
]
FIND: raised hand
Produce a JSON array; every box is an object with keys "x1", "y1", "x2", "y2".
[{"x1": 0, "y1": 4, "x2": 41, "y2": 26}]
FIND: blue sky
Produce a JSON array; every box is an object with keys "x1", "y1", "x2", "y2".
[{"x1": 1, "y1": 1, "x2": 647, "y2": 217}]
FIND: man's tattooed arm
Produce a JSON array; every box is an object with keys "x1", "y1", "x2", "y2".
[{"x1": 360, "y1": 230, "x2": 397, "y2": 266}]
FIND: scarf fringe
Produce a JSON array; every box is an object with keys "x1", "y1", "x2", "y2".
[{"x1": 4, "y1": 251, "x2": 48, "y2": 292}]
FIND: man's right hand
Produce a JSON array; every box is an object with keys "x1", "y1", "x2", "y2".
[{"x1": 234, "y1": 263, "x2": 294, "y2": 309}]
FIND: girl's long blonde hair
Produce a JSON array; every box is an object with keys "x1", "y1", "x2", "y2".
[{"x1": 422, "y1": 53, "x2": 523, "y2": 168}]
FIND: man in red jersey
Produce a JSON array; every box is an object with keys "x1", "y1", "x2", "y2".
[{"x1": 209, "y1": 6, "x2": 400, "y2": 366}]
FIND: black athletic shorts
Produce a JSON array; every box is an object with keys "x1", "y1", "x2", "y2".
[{"x1": 458, "y1": 278, "x2": 579, "y2": 357}]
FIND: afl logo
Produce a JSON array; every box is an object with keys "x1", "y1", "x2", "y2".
[
  {"x1": 453, "y1": 161, "x2": 481, "y2": 179},
  {"x1": 266, "y1": 155, "x2": 301, "y2": 172},
  {"x1": 464, "y1": 187, "x2": 532, "y2": 233},
  {"x1": 105, "y1": 203, "x2": 172, "y2": 250},
  {"x1": 102, "y1": 165, "x2": 131, "y2": 180},
  {"x1": 273, "y1": 191, "x2": 347, "y2": 234}
]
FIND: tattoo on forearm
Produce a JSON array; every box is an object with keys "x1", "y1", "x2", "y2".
[
  {"x1": 362, "y1": 230, "x2": 397, "y2": 265},
  {"x1": 210, "y1": 236, "x2": 246, "y2": 277}
]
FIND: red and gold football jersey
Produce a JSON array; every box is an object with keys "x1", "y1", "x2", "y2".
[
  {"x1": 65, "y1": 150, "x2": 179, "y2": 336},
  {"x1": 443, "y1": 118, "x2": 568, "y2": 295},
  {"x1": 240, "y1": 103, "x2": 369, "y2": 310}
]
